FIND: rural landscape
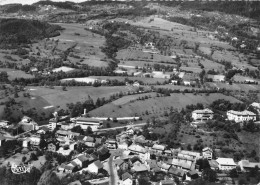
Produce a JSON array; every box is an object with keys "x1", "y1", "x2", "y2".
[{"x1": 0, "y1": 1, "x2": 260, "y2": 185}]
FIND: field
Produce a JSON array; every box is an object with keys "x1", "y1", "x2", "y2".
[
  {"x1": 206, "y1": 82, "x2": 260, "y2": 92},
  {"x1": 89, "y1": 93, "x2": 241, "y2": 118},
  {"x1": 88, "y1": 76, "x2": 168, "y2": 85},
  {"x1": 0, "y1": 68, "x2": 34, "y2": 80},
  {"x1": 30, "y1": 23, "x2": 108, "y2": 68},
  {"x1": 26, "y1": 86, "x2": 131, "y2": 110}
]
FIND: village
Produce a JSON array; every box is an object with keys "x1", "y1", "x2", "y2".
[{"x1": 0, "y1": 101, "x2": 259, "y2": 185}]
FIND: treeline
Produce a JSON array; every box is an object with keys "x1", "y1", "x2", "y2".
[
  {"x1": 3, "y1": 4, "x2": 37, "y2": 13},
  {"x1": 34, "y1": 1, "x2": 78, "y2": 11},
  {"x1": 0, "y1": 19, "x2": 63, "y2": 48},
  {"x1": 163, "y1": 1, "x2": 260, "y2": 20}
]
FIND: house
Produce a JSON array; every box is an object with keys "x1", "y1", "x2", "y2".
[
  {"x1": 151, "y1": 144, "x2": 166, "y2": 154},
  {"x1": 85, "y1": 136, "x2": 95, "y2": 147},
  {"x1": 29, "y1": 136, "x2": 41, "y2": 146},
  {"x1": 0, "y1": 120, "x2": 9, "y2": 127},
  {"x1": 128, "y1": 144, "x2": 150, "y2": 161},
  {"x1": 58, "y1": 163, "x2": 75, "y2": 173},
  {"x1": 207, "y1": 75, "x2": 225, "y2": 82},
  {"x1": 209, "y1": 160, "x2": 219, "y2": 170},
  {"x1": 88, "y1": 160, "x2": 103, "y2": 174},
  {"x1": 18, "y1": 116, "x2": 38, "y2": 131},
  {"x1": 202, "y1": 147, "x2": 213, "y2": 160},
  {"x1": 106, "y1": 138, "x2": 117, "y2": 149},
  {"x1": 72, "y1": 154, "x2": 89, "y2": 168},
  {"x1": 216, "y1": 158, "x2": 236, "y2": 170},
  {"x1": 160, "y1": 180, "x2": 176, "y2": 185},
  {"x1": 37, "y1": 126, "x2": 49, "y2": 134},
  {"x1": 30, "y1": 67, "x2": 38, "y2": 72},
  {"x1": 56, "y1": 130, "x2": 80, "y2": 139},
  {"x1": 168, "y1": 166, "x2": 186, "y2": 181},
  {"x1": 60, "y1": 122, "x2": 74, "y2": 130},
  {"x1": 48, "y1": 141, "x2": 59, "y2": 152},
  {"x1": 179, "y1": 150, "x2": 201, "y2": 160},
  {"x1": 133, "y1": 81, "x2": 140, "y2": 87},
  {"x1": 227, "y1": 110, "x2": 256, "y2": 123},
  {"x1": 118, "y1": 142, "x2": 128, "y2": 150},
  {"x1": 186, "y1": 170, "x2": 199, "y2": 180},
  {"x1": 122, "y1": 172, "x2": 133, "y2": 185},
  {"x1": 132, "y1": 163, "x2": 148, "y2": 172},
  {"x1": 68, "y1": 180, "x2": 82, "y2": 185},
  {"x1": 145, "y1": 160, "x2": 160, "y2": 172},
  {"x1": 157, "y1": 161, "x2": 171, "y2": 172},
  {"x1": 238, "y1": 160, "x2": 260, "y2": 172},
  {"x1": 97, "y1": 145, "x2": 110, "y2": 160},
  {"x1": 57, "y1": 147, "x2": 73, "y2": 156},
  {"x1": 130, "y1": 156, "x2": 142, "y2": 166},
  {"x1": 115, "y1": 159, "x2": 129, "y2": 171},
  {"x1": 75, "y1": 117, "x2": 103, "y2": 131},
  {"x1": 169, "y1": 158, "x2": 193, "y2": 170},
  {"x1": 192, "y1": 109, "x2": 214, "y2": 121}
]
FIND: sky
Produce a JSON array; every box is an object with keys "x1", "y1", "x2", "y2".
[{"x1": 0, "y1": 0, "x2": 88, "y2": 5}]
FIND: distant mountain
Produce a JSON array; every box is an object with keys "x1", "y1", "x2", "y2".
[
  {"x1": 0, "y1": 18, "x2": 63, "y2": 48},
  {"x1": 0, "y1": 0, "x2": 87, "y2": 6}
]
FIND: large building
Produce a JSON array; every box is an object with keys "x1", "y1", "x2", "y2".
[
  {"x1": 74, "y1": 117, "x2": 103, "y2": 131},
  {"x1": 227, "y1": 110, "x2": 256, "y2": 123},
  {"x1": 216, "y1": 158, "x2": 236, "y2": 171},
  {"x1": 192, "y1": 108, "x2": 214, "y2": 121}
]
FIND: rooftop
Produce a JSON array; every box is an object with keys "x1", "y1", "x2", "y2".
[
  {"x1": 216, "y1": 158, "x2": 236, "y2": 166},
  {"x1": 227, "y1": 110, "x2": 256, "y2": 116}
]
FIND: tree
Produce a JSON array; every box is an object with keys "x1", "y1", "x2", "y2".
[
  {"x1": 62, "y1": 86, "x2": 67, "y2": 91},
  {"x1": 229, "y1": 168, "x2": 238, "y2": 178},
  {"x1": 85, "y1": 126, "x2": 93, "y2": 135},
  {"x1": 71, "y1": 125, "x2": 84, "y2": 135},
  {"x1": 30, "y1": 153, "x2": 38, "y2": 161},
  {"x1": 202, "y1": 168, "x2": 217, "y2": 182}
]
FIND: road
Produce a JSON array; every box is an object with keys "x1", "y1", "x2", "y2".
[
  {"x1": 108, "y1": 155, "x2": 119, "y2": 185},
  {"x1": 96, "y1": 123, "x2": 146, "y2": 132}
]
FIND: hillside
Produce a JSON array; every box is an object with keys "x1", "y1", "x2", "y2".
[
  {"x1": 89, "y1": 93, "x2": 241, "y2": 118},
  {"x1": 0, "y1": 18, "x2": 63, "y2": 48}
]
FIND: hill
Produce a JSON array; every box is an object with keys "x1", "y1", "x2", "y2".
[
  {"x1": 89, "y1": 93, "x2": 241, "y2": 118},
  {"x1": 0, "y1": 18, "x2": 63, "y2": 48}
]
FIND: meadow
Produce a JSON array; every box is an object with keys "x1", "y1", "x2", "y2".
[{"x1": 89, "y1": 93, "x2": 241, "y2": 118}]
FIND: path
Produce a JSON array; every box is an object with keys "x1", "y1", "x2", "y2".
[
  {"x1": 96, "y1": 123, "x2": 146, "y2": 132},
  {"x1": 108, "y1": 155, "x2": 119, "y2": 185}
]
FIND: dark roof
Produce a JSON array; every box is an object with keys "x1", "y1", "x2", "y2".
[
  {"x1": 130, "y1": 156, "x2": 141, "y2": 163},
  {"x1": 122, "y1": 172, "x2": 132, "y2": 181},
  {"x1": 97, "y1": 146, "x2": 109, "y2": 155},
  {"x1": 93, "y1": 160, "x2": 103, "y2": 169},
  {"x1": 168, "y1": 167, "x2": 185, "y2": 177},
  {"x1": 40, "y1": 126, "x2": 49, "y2": 132},
  {"x1": 77, "y1": 135, "x2": 85, "y2": 141},
  {"x1": 78, "y1": 155, "x2": 88, "y2": 162}
]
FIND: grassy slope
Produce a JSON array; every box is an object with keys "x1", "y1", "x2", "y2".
[{"x1": 89, "y1": 93, "x2": 241, "y2": 118}]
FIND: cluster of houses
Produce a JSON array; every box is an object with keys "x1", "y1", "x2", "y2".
[{"x1": 110, "y1": 127, "x2": 260, "y2": 185}]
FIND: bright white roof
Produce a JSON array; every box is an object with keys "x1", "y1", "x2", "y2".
[{"x1": 216, "y1": 158, "x2": 236, "y2": 166}]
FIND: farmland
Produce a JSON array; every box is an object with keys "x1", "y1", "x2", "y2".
[
  {"x1": 0, "y1": 68, "x2": 34, "y2": 80},
  {"x1": 89, "y1": 93, "x2": 241, "y2": 118}
]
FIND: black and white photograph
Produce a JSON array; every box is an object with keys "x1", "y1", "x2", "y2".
[{"x1": 0, "y1": 0, "x2": 260, "y2": 185}]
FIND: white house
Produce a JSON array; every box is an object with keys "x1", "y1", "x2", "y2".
[
  {"x1": 192, "y1": 108, "x2": 214, "y2": 121},
  {"x1": 118, "y1": 142, "x2": 128, "y2": 150},
  {"x1": 227, "y1": 110, "x2": 256, "y2": 123},
  {"x1": 128, "y1": 144, "x2": 150, "y2": 162},
  {"x1": 238, "y1": 160, "x2": 260, "y2": 172},
  {"x1": 88, "y1": 160, "x2": 103, "y2": 174},
  {"x1": 122, "y1": 172, "x2": 133, "y2": 185},
  {"x1": 202, "y1": 147, "x2": 213, "y2": 160},
  {"x1": 216, "y1": 158, "x2": 236, "y2": 171}
]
